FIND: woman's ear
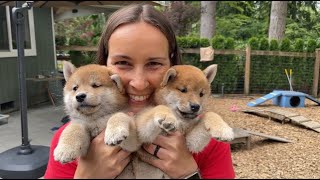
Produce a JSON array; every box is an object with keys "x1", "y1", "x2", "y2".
[
  {"x1": 110, "y1": 74, "x2": 124, "y2": 94},
  {"x1": 203, "y1": 64, "x2": 218, "y2": 84},
  {"x1": 63, "y1": 61, "x2": 76, "y2": 81},
  {"x1": 160, "y1": 68, "x2": 177, "y2": 87}
]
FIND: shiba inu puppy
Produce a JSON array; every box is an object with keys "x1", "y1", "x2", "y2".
[
  {"x1": 105, "y1": 64, "x2": 234, "y2": 178},
  {"x1": 53, "y1": 61, "x2": 128, "y2": 164}
]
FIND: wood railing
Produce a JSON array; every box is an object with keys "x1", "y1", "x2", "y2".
[{"x1": 56, "y1": 45, "x2": 320, "y2": 97}]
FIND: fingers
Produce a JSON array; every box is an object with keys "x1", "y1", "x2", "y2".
[{"x1": 143, "y1": 143, "x2": 169, "y2": 160}]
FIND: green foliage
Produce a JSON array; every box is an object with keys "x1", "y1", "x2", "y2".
[
  {"x1": 200, "y1": 38, "x2": 210, "y2": 47},
  {"x1": 280, "y1": 38, "x2": 291, "y2": 51},
  {"x1": 55, "y1": 35, "x2": 67, "y2": 46},
  {"x1": 259, "y1": 38, "x2": 269, "y2": 50},
  {"x1": 211, "y1": 35, "x2": 225, "y2": 49},
  {"x1": 306, "y1": 39, "x2": 317, "y2": 52},
  {"x1": 294, "y1": 38, "x2": 304, "y2": 52},
  {"x1": 248, "y1": 37, "x2": 259, "y2": 50},
  {"x1": 189, "y1": 37, "x2": 200, "y2": 48},
  {"x1": 269, "y1": 39, "x2": 279, "y2": 51},
  {"x1": 225, "y1": 37, "x2": 235, "y2": 49},
  {"x1": 69, "y1": 37, "x2": 87, "y2": 46}
]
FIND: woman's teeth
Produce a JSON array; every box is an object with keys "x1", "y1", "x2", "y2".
[{"x1": 130, "y1": 95, "x2": 150, "y2": 102}]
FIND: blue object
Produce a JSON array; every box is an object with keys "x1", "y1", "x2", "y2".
[{"x1": 247, "y1": 90, "x2": 320, "y2": 108}]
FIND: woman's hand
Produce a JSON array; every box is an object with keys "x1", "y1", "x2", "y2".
[
  {"x1": 141, "y1": 131, "x2": 198, "y2": 179},
  {"x1": 74, "y1": 130, "x2": 132, "y2": 179}
]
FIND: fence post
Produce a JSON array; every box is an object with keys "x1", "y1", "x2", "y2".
[
  {"x1": 312, "y1": 49, "x2": 320, "y2": 97},
  {"x1": 244, "y1": 45, "x2": 251, "y2": 95}
]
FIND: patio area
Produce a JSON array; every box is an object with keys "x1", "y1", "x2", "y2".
[{"x1": 0, "y1": 102, "x2": 66, "y2": 153}]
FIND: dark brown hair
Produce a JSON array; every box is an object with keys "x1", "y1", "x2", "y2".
[{"x1": 96, "y1": 3, "x2": 181, "y2": 66}]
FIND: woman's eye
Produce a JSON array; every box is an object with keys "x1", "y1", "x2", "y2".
[
  {"x1": 179, "y1": 88, "x2": 187, "y2": 93},
  {"x1": 115, "y1": 61, "x2": 130, "y2": 66},
  {"x1": 73, "y1": 86, "x2": 78, "y2": 91},
  {"x1": 92, "y1": 84, "x2": 100, "y2": 88},
  {"x1": 147, "y1": 62, "x2": 162, "y2": 68}
]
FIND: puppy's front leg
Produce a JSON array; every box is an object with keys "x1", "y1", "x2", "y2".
[
  {"x1": 203, "y1": 112, "x2": 234, "y2": 141},
  {"x1": 136, "y1": 105, "x2": 178, "y2": 143},
  {"x1": 104, "y1": 112, "x2": 139, "y2": 152},
  {"x1": 185, "y1": 121, "x2": 211, "y2": 153},
  {"x1": 54, "y1": 123, "x2": 90, "y2": 164}
]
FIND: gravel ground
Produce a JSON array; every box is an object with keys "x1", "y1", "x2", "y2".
[{"x1": 207, "y1": 95, "x2": 320, "y2": 179}]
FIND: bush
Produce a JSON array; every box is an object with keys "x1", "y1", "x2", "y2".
[
  {"x1": 225, "y1": 37, "x2": 235, "y2": 49},
  {"x1": 248, "y1": 37, "x2": 259, "y2": 50},
  {"x1": 294, "y1": 38, "x2": 304, "y2": 52},
  {"x1": 259, "y1": 38, "x2": 269, "y2": 50},
  {"x1": 306, "y1": 39, "x2": 317, "y2": 53},
  {"x1": 55, "y1": 35, "x2": 66, "y2": 46},
  {"x1": 211, "y1": 35, "x2": 225, "y2": 49},
  {"x1": 200, "y1": 38, "x2": 210, "y2": 47},
  {"x1": 269, "y1": 39, "x2": 279, "y2": 51},
  {"x1": 280, "y1": 38, "x2": 291, "y2": 51},
  {"x1": 69, "y1": 37, "x2": 87, "y2": 46}
]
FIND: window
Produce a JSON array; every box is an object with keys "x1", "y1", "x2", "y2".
[{"x1": 0, "y1": 6, "x2": 36, "y2": 58}]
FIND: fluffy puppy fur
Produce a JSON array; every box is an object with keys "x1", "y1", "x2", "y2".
[
  {"x1": 53, "y1": 61, "x2": 128, "y2": 164},
  {"x1": 105, "y1": 64, "x2": 234, "y2": 179}
]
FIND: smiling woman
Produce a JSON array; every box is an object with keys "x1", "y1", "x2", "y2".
[{"x1": 44, "y1": 3, "x2": 235, "y2": 179}]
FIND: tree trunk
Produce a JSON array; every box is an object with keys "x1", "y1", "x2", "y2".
[
  {"x1": 268, "y1": 1, "x2": 288, "y2": 41},
  {"x1": 200, "y1": 1, "x2": 217, "y2": 40}
]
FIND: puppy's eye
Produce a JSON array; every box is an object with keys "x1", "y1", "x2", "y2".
[
  {"x1": 179, "y1": 87, "x2": 187, "y2": 93},
  {"x1": 73, "y1": 86, "x2": 78, "y2": 91},
  {"x1": 200, "y1": 92, "x2": 204, "y2": 97},
  {"x1": 92, "y1": 83, "x2": 101, "y2": 88}
]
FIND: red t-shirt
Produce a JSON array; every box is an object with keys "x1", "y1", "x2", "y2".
[{"x1": 44, "y1": 123, "x2": 235, "y2": 179}]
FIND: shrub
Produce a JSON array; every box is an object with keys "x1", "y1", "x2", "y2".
[
  {"x1": 248, "y1": 37, "x2": 259, "y2": 50},
  {"x1": 269, "y1": 39, "x2": 279, "y2": 51},
  {"x1": 211, "y1": 35, "x2": 225, "y2": 49},
  {"x1": 259, "y1": 38, "x2": 269, "y2": 50},
  {"x1": 280, "y1": 38, "x2": 291, "y2": 51}
]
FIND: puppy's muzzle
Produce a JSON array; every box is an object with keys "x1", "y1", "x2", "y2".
[
  {"x1": 190, "y1": 103, "x2": 200, "y2": 112},
  {"x1": 76, "y1": 93, "x2": 86, "y2": 102}
]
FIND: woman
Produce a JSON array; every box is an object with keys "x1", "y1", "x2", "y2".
[{"x1": 44, "y1": 3, "x2": 235, "y2": 179}]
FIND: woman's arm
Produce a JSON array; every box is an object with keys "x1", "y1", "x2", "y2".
[{"x1": 44, "y1": 123, "x2": 132, "y2": 179}]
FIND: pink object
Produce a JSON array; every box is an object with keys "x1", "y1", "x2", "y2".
[{"x1": 230, "y1": 105, "x2": 240, "y2": 112}]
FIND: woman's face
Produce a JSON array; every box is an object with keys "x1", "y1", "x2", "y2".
[{"x1": 107, "y1": 21, "x2": 171, "y2": 113}]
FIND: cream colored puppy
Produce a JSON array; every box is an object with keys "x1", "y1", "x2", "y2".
[
  {"x1": 53, "y1": 61, "x2": 128, "y2": 164},
  {"x1": 105, "y1": 64, "x2": 234, "y2": 179}
]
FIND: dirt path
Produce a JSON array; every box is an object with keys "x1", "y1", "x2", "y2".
[{"x1": 207, "y1": 95, "x2": 320, "y2": 178}]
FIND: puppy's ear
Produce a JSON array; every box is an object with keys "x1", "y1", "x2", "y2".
[
  {"x1": 63, "y1": 61, "x2": 76, "y2": 81},
  {"x1": 160, "y1": 68, "x2": 177, "y2": 87},
  {"x1": 203, "y1": 64, "x2": 218, "y2": 84},
  {"x1": 110, "y1": 74, "x2": 124, "y2": 94}
]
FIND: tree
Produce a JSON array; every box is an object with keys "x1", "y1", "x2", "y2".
[
  {"x1": 268, "y1": 1, "x2": 288, "y2": 41},
  {"x1": 200, "y1": 1, "x2": 217, "y2": 40}
]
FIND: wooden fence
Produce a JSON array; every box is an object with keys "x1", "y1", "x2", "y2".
[{"x1": 56, "y1": 45, "x2": 320, "y2": 97}]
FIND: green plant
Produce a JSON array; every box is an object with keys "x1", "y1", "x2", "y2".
[
  {"x1": 259, "y1": 37, "x2": 269, "y2": 50},
  {"x1": 248, "y1": 37, "x2": 259, "y2": 50},
  {"x1": 211, "y1": 35, "x2": 225, "y2": 49},
  {"x1": 269, "y1": 39, "x2": 279, "y2": 51}
]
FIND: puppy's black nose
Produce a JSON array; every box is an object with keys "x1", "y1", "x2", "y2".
[
  {"x1": 76, "y1": 93, "x2": 86, "y2": 102},
  {"x1": 190, "y1": 103, "x2": 200, "y2": 112}
]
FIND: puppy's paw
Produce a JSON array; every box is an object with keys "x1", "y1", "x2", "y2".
[
  {"x1": 54, "y1": 144, "x2": 81, "y2": 164},
  {"x1": 155, "y1": 113, "x2": 177, "y2": 133},
  {"x1": 210, "y1": 126, "x2": 234, "y2": 142},
  {"x1": 104, "y1": 127, "x2": 129, "y2": 146}
]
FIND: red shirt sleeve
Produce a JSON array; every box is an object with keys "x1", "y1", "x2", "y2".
[
  {"x1": 193, "y1": 138, "x2": 235, "y2": 179},
  {"x1": 44, "y1": 122, "x2": 78, "y2": 179}
]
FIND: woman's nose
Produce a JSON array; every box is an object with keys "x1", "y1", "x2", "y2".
[{"x1": 129, "y1": 70, "x2": 149, "y2": 90}]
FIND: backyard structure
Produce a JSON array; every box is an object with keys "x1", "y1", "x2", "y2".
[{"x1": 247, "y1": 90, "x2": 320, "y2": 108}]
